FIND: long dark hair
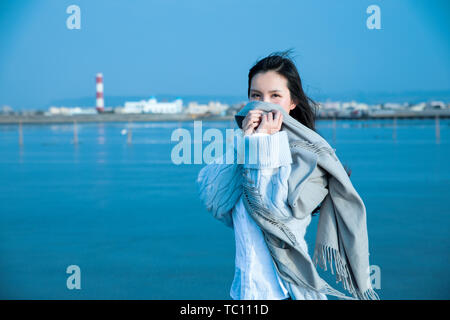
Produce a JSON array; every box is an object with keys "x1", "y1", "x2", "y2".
[
  {"x1": 247, "y1": 49, "x2": 351, "y2": 216},
  {"x1": 247, "y1": 49, "x2": 318, "y2": 131}
]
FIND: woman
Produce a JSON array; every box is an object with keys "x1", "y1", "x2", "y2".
[{"x1": 197, "y1": 50, "x2": 377, "y2": 300}]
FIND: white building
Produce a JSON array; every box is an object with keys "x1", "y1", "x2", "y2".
[
  {"x1": 427, "y1": 101, "x2": 447, "y2": 109},
  {"x1": 185, "y1": 101, "x2": 229, "y2": 115},
  {"x1": 383, "y1": 102, "x2": 407, "y2": 110},
  {"x1": 1, "y1": 105, "x2": 14, "y2": 114},
  {"x1": 341, "y1": 101, "x2": 370, "y2": 111},
  {"x1": 122, "y1": 97, "x2": 183, "y2": 114},
  {"x1": 46, "y1": 106, "x2": 97, "y2": 115},
  {"x1": 319, "y1": 101, "x2": 341, "y2": 111},
  {"x1": 410, "y1": 102, "x2": 426, "y2": 112}
]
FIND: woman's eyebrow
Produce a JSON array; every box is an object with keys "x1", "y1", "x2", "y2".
[{"x1": 250, "y1": 89, "x2": 282, "y2": 93}]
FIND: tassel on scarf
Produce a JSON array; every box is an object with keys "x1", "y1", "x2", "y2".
[{"x1": 313, "y1": 243, "x2": 380, "y2": 300}]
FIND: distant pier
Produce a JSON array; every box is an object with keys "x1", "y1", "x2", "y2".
[{"x1": 0, "y1": 109, "x2": 449, "y2": 124}]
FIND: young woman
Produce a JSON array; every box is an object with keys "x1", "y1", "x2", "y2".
[
  {"x1": 197, "y1": 50, "x2": 370, "y2": 300},
  {"x1": 232, "y1": 51, "x2": 325, "y2": 300}
]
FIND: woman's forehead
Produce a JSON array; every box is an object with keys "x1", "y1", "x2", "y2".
[{"x1": 251, "y1": 71, "x2": 288, "y2": 89}]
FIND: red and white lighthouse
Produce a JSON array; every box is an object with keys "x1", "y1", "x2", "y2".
[{"x1": 96, "y1": 73, "x2": 105, "y2": 113}]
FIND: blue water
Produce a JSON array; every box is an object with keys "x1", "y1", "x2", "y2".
[{"x1": 0, "y1": 119, "x2": 449, "y2": 299}]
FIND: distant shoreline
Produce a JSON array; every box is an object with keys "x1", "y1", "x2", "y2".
[{"x1": 1, "y1": 109, "x2": 450, "y2": 124}]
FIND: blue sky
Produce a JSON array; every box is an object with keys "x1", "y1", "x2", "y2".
[{"x1": 0, "y1": 0, "x2": 449, "y2": 110}]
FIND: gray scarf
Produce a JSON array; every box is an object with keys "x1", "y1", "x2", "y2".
[{"x1": 234, "y1": 101, "x2": 379, "y2": 300}]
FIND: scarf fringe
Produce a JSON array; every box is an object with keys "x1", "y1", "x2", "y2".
[
  {"x1": 313, "y1": 243, "x2": 379, "y2": 300},
  {"x1": 318, "y1": 284, "x2": 356, "y2": 300},
  {"x1": 358, "y1": 287, "x2": 380, "y2": 300}
]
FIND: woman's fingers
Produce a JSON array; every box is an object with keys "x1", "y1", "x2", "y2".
[
  {"x1": 273, "y1": 110, "x2": 280, "y2": 121},
  {"x1": 245, "y1": 109, "x2": 284, "y2": 135},
  {"x1": 245, "y1": 112, "x2": 262, "y2": 123},
  {"x1": 243, "y1": 111, "x2": 263, "y2": 135},
  {"x1": 277, "y1": 112, "x2": 283, "y2": 129},
  {"x1": 243, "y1": 113, "x2": 261, "y2": 130},
  {"x1": 254, "y1": 114, "x2": 267, "y2": 134},
  {"x1": 248, "y1": 110, "x2": 263, "y2": 121},
  {"x1": 248, "y1": 109, "x2": 263, "y2": 115},
  {"x1": 264, "y1": 110, "x2": 282, "y2": 134},
  {"x1": 260, "y1": 113, "x2": 267, "y2": 124},
  {"x1": 244, "y1": 122, "x2": 255, "y2": 135},
  {"x1": 249, "y1": 116, "x2": 262, "y2": 124},
  {"x1": 259, "y1": 114, "x2": 268, "y2": 133},
  {"x1": 277, "y1": 114, "x2": 283, "y2": 131}
]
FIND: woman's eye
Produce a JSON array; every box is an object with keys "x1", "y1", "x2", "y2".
[
  {"x1": 251, "y1": 94, "x2": 260, "y2": 98},
  {"x1": 272, "y1": 94, "x2": 280, "y2": 98}
]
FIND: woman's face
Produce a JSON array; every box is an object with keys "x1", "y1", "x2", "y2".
[{"x1": 249, "y1": 70, "x2": 297, "y2": 114}]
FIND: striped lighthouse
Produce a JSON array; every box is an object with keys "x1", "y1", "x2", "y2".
[{"x1": 96, "y1": 73, "x2": 105, "y2": 113}]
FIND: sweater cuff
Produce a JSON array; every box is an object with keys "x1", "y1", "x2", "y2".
[{"x1": 243, "y1": 131, "x2": 293, "y2": 169}]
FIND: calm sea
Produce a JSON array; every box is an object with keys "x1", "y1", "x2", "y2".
[{"x1": 0, "y1": 118, "x2": 449, "y2": 299}]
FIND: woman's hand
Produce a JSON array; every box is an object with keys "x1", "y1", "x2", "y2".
[
  {"x1": 255, "y1": 110, "x2": 283, "y2": 135},
  {"x1": 242, "y1": 109, "x2": 264, "y2": 135}
]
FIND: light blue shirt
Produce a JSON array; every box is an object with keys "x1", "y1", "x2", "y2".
[{"x1": 230, "y1": 195, "x2": 290, "y2": 300}]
